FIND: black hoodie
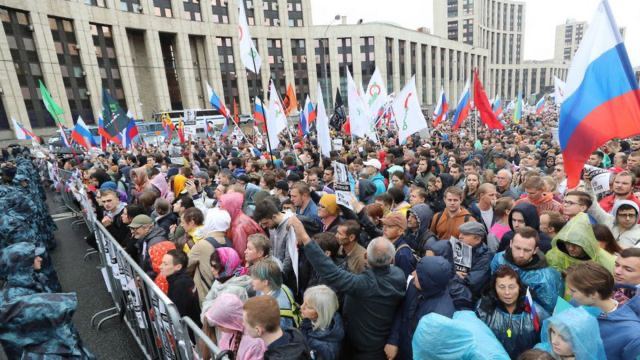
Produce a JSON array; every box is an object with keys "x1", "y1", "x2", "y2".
[
  {"x1": 497, "y1": 202, "x2": 552, "y2": 253},
  {"x1": 428, "y1": 173, "x2": 455, "y2": 213},
  {"x1": 264, "y1": 328, "x2": 311, "y2": 360}
]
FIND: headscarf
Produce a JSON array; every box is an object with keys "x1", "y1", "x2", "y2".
[
  {"x1": 149, "y1": 241, "x2": 176, "y2": 294},
  {"x1": 131, "y1": 167, "x2": 150, "y2": 192},
  {"x1": 216, "y1": 247, "x2": 247, "y2": 278}
]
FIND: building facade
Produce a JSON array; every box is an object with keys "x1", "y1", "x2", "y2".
[
  {"x1": 554, "y1": 18, "x2": 625, "y2": 62},
  {"x1": 434, "y1": 0, "x2": 569, "y2": 100},
  {"x1": 0, "y1": 0, "x2": 487, "y2": 141}
]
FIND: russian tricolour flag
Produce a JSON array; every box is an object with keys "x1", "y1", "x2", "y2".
[
  {"x1": 432, "y1": 87, "x2": 448, "y2": 127},
  {"x1": 535, "y1": 96, "x2": 546, "y2": 115},
  {"x1": 492, "y1": 95, "x2": 503, "y2": 117},
  {"x1": 254, "y1": 97, "x2": 266, "y2": 131},
  {"x1": 207, "y1": 83, "x2": 229, "y2": 118},
  {"x1": 452, "y1": 80, "x2": 471, "y2": 130},
  {"x1": 71, "y1": 116, "x2": 95, "y2": 150},
  {"x1": 560, "y1": 0, "x2": 640, "y2": 188}
]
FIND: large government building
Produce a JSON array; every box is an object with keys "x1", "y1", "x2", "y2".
[{"x1": 0, "y1": 0, "x2": 569, "y2": 141}]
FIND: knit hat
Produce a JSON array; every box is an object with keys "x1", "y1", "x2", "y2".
[{"x1": 319, "y1": 194, "x2": 339, "y2": 216}]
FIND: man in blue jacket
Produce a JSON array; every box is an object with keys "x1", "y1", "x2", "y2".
[
  {"x1": 382, "y1": 212, "x2": 417, "y2": 278},
  {"x1": 565, "y1": 262, "x2": 640, "y2": 360},
  {"x1": 364, "y1": 159, "x2": 386, "y2": 195},
  {"x1": 385, "y1": 256, "x2": 455, "y2": 360},
  {"x1": 490, "y1": 226, "x2": 563, "y2": 313},
  {"x1": 289, "y1": 216, "x2": 406, "y2": 360}
]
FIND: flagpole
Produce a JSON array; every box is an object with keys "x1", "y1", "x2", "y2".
[
  {"x1": 249, "y1": 57, "x2": 275, "y2": 167},
  {"x1": 474, "y1": 108, "x2": 478, "y2": 142}
]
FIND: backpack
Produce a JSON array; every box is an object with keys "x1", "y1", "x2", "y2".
[{"x1": 280, "y1": 285, "x2": 303, "y2": 328}]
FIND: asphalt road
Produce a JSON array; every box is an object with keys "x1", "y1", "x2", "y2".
[{"x1": 46, "y1": 193, "x2": 144, "y2": 359}]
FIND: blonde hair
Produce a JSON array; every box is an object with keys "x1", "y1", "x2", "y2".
[{"x1": 303, "y1": 285, "x2": 339, "y2": 331}]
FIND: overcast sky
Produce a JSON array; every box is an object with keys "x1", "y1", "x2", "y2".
[{"x1": 311, "y1": 0, "x2": 640, "y2": 67}]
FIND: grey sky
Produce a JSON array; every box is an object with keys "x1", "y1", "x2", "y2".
[{"x1": 311, "y1": 0, "x2": 640, "y2": 66}]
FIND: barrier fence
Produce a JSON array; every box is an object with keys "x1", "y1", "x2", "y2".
[{"x1": 48, "y1": 163, "x2": 228, "y2": 360}]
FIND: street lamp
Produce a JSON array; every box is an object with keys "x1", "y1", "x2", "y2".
[{"x1": 320, "y1": 15, "x2": 341, "y2": 108}]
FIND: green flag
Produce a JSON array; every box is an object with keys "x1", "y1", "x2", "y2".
[{"x1": 38, "y1": 80, "x2": 65, "y2": 126}]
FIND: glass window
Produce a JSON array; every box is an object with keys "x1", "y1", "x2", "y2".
[
  {"x1": 91, "y1": 23, "x2": 126, "y2": 110},
  {"x1": 153, "y1": 0, "x2": 172, "y2": 18},
  {"x1": 1, "y1": 7, "x2": 48, "y2": 128},
  {"x1": 216, "y1": 36, "x2": 238, "y2": 107},
  {"x1": 287, "y1": 0, "x2": 303, "y2": 27}
]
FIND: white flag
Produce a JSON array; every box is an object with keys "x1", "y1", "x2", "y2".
[
  {"x1": 237, "y1": 0, "x2": 261, "y2": 73},
  {"x1": 365, "y1": 67, "x2": 388, "y2": 121},
  {"x1": 11, "y1": 118, "x2": 28, "y2": 140},
  {"x1": 266, "y1": 81, "x2": 287, "y2": 150},
  {"x1": 553, "y1": 76, "x2": 566, "y2": 104},
  {"x1": 347, "y1": 69, "x2": 377, "y2": 142},
  {"x1": 393, "y1": 76, "x2": 428, "y2": 143},
  {"x1": 316, "y1": 83, "x2": 332, "y2": 158}
]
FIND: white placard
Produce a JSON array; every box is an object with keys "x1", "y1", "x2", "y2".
[
  {"x1": 450, "y1": 237, "x2": 472, "y2": 273},
  {"x1": 333, "y1": 162, "x2": 354, "y2": 210}
]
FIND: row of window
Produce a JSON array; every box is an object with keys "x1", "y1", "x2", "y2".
[
  {"x1": 81, "y1": 0, "x2": 304, "y2": 27},
  {"x1": 0, "y1": 5, "x2": 495, "y2": 129},
  {"x1": 494, "y1": 67, "x2": 567, "y2": 101}
]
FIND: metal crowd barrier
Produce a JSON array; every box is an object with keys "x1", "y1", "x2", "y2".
[{"x1": 48, "y1": 163, "x2": 228, "y2": 360}]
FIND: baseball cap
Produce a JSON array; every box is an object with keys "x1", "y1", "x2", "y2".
[
  {"x1": 381, "y1": 212, "x2": 408, "y2": 229},
  {"x1": 363, "y1": 159, "x2": 382, "y2": 170},
  {"x1": 128, "y1": 214, "x2": 153, "y2": 228}
]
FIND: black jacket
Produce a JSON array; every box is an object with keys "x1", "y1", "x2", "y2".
[
  {"x1": 497, "y1": 202, "x2": 552, "y2": 253},
  {"x1": 105, "y1": 207, "x2": 129, "y2": 245},
  {"x1": 166, "y1": 269, "x2": 201, "y2": 326},
  {"x1": 264, "y1": 328, "x2": 311, "y2": 360},
  {"x1": 304, "y1": 241, "x2": 405, "y2": 359},
  {"x1": 155, "y1": 212, "x2": 178, "y2": 238}
]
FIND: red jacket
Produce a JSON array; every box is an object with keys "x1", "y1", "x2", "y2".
[
  {"x1": 599, "y1": 192, "x2": 640, "y2": 214},
  {"x1": 219, "y1": 192, "x2": 264, "y2": 261}
]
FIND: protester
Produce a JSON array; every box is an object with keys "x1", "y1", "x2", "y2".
[
  {"x1": 219, "y1": 192, "x2": 265, "y2": 262},
  {"x1": 404, "y1": 203, "x2": 436, "y2": 254},
  {"x1": 299, "y1": 285, "x2": 344, "y2": 360},
  {"x1": 386, "y1": 256, "x2": 455, "y2": 360},
  {"x1": 289, "y1": 216, "x2": 405, "y2": 359},
  {"x1": 545, "y1": 213, "x2": 615, "y2": 275},
  {"x1": 203, "y1": 293, "x2": 266, "y2": 360},
  {"x1": 491, "y1": 227, "x2": 563, "y2": 313},
  {"x1": 498, "y1": 202, "x2": 553, "y2": 253},
  {"x1": 249, "y1": 258, "x2": 299, "y2": 329},
  {"x1": 160, "y1": 249, "x2": 201, "y2": 325},
  {"x1": 381, "y1": 212, "x2": 417, "y2": 277},
  {"x1": 588, "y1": 197, "x2": 640, "y2": 248},
  {"x1": 476, "y1": 265, "x2": 547, "y2": 359},
  {"x1": 564, "y1": 262, "x2": 640, "y2": 360},
  {"x1": 534, "y1": 307, "x2": 606, "y2": 359},
  {"x1": 598, "y1": 171, "x2": 640, "y2": 213},
  {"x1": 613, "y1": 248, "x2": 640, "y2": 303},
  {"x1": 430, "y1": 186, "x2": 476, "y2": 239},
  {"x1": 243, "y1": 295, "x2": 311, "y2": 359},
  {"x1": 452, "y1": 222, "x2": 494, "y2": 302}
]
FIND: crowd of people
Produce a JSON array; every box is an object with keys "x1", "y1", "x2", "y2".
[{"x1": 2, "y1": 108, "x2": 640, "y2": 359}]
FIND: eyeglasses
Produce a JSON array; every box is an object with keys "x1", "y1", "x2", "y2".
[
  {"x1": 563, "y1": 200, "x2": 579, "y2": 206},
  {"x1": 617, "y1": 213, "x2": 637, "y2": 219}
]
